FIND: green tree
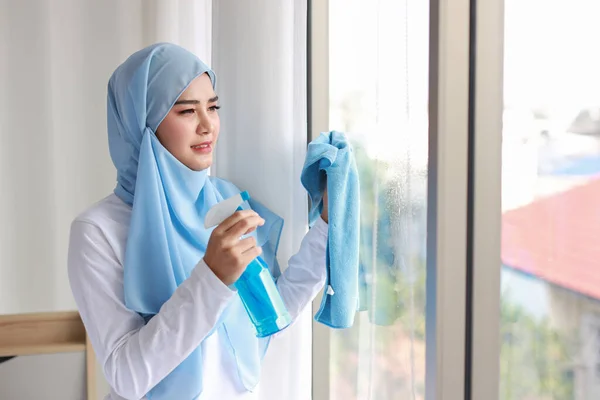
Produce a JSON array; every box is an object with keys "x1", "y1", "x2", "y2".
[{"x1": 500, "y1": 291, "x2": 574, "y2": 400}]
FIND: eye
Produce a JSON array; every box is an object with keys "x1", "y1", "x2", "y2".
[
  {"x1": 209, "y1": 105, "x2": 221, "y2": 112},
  {"x1": 180, "y1": 108, "x2": 195, "y2": 115}
]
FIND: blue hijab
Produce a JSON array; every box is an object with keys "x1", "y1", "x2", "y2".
[{"x1": 107, "y1": 43, "x2": 284, "y2": 399}]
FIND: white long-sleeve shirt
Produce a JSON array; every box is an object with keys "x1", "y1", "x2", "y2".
[{"x1": 67, "y1": 194, "x2": 328, "y2": 400}]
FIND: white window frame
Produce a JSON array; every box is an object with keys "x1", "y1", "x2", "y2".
[
  {"x1": 308, "y1": 0, "x2": 478, "y2": 399},
  {"x1": 469, "y1": 0, "x2": 504, "y2": 399},
  {"x1": 308, "y1": 2, "x2": 331, "y2": 400}
]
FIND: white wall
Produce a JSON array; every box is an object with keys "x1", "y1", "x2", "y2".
[{"x1": 0, "y1": 352, "x2": 87, "y2": 399}]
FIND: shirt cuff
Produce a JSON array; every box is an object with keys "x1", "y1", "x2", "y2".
[{"x1": 192, "y1": 258, "x2": 237, "y2": 298}]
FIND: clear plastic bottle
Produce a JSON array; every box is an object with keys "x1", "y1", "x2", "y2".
[{"x1": 204, "y1": 191, "x2": 292, "y2": 337}]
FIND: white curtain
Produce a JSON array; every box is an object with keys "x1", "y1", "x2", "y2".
[
  {"x1": 0, "y1": 1, "x2": 309, "y2": 399},
  {"x1": 0, "y1": 0, "x2": 139, "y2": 316},
  {"x1": 0, "y1": 0, "x2": 214, "y2": 316},
  {"x1": 212, "y1": 1, "x2": 311, "y2": 400}
]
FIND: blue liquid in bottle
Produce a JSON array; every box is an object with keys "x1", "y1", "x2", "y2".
[{"x1": 234, "y1": 255, "x2": 292, "y2": 337}]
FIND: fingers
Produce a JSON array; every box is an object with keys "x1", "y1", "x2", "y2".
[
  {"x1": 240, "y1": 244, "x2": 263, "y2": 266},
  {"x1": 205, "y1": 208, "x2": 266, "y2": 285},
  {"x1": 225, "y1": 214, "x2": 265, "y2": 240},
  {"x1": 214, "y1": 209, "x2": 260, "y2": 233},
  {"x1": 229, "y1": 237, "x2": 262, "y2": 267},
  {"x1": 237, "y1": 236, "x2": 259, "y2": 254}
]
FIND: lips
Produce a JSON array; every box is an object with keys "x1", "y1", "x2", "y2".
[{"x1": 191, "y1": 142, "x2": 212, "y2": 153}]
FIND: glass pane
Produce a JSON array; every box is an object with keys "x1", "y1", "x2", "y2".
[
  {"x1": 501, "y1": 1, "x2": 600, "y2": 399},
  {"x1": 328, "y1": 0, "x2": 429, "y2": 398}
]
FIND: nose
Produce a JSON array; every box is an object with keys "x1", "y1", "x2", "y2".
[{"x1": 196, "y1": 112, "x2": 213, "y2": 135}]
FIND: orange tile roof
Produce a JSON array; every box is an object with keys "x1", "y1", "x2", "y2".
[{"x1": 502, "y1": 176, "x2": 600, "y2": 299}]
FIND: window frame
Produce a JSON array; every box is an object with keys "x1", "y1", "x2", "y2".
[
  {"x1": 308, "y1": 0, "x2": 480, "y2": 399},
  {"x1": 469, "y1": 0, "x2": 504, "y2": 398}
]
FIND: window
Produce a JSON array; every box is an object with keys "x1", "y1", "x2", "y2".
[
  {"x1": 311, "y1": 1, "x2": 474, "y2": 399},
  {"x1": 500, "y1": 1, "x2": 600, "y2": 399},
  {"x1": 313, "y1": 0, "x2": 433, "y2": 398}
]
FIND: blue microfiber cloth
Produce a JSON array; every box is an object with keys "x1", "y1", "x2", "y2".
[{"x1": 301, "y1": 131, "x2": 360, "y2": 328}]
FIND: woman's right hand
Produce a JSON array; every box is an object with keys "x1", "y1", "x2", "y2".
[{"x1": 203, "y1": 210, "x2": 266, "y2": 286}]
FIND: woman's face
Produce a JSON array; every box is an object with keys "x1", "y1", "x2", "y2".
[{"x1": 156, "y1": 73, "x2": 220, "y2": 171}]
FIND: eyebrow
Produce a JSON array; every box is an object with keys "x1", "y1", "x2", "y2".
[{"x1": 174, "y1": 95, "x2": 219, "y2": 105}]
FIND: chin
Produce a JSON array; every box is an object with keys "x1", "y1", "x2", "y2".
[{"x1": 188, "y1": 159, "x2": 212, "y2": 171}]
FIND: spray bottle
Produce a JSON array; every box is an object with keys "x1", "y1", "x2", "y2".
[{"x1": 204, "y1": 191, "x2": 292, "y2": 337}]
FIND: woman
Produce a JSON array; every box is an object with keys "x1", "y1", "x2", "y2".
[{"x1": 67, "y1": 43, "x2": 328, "y2": 400}]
